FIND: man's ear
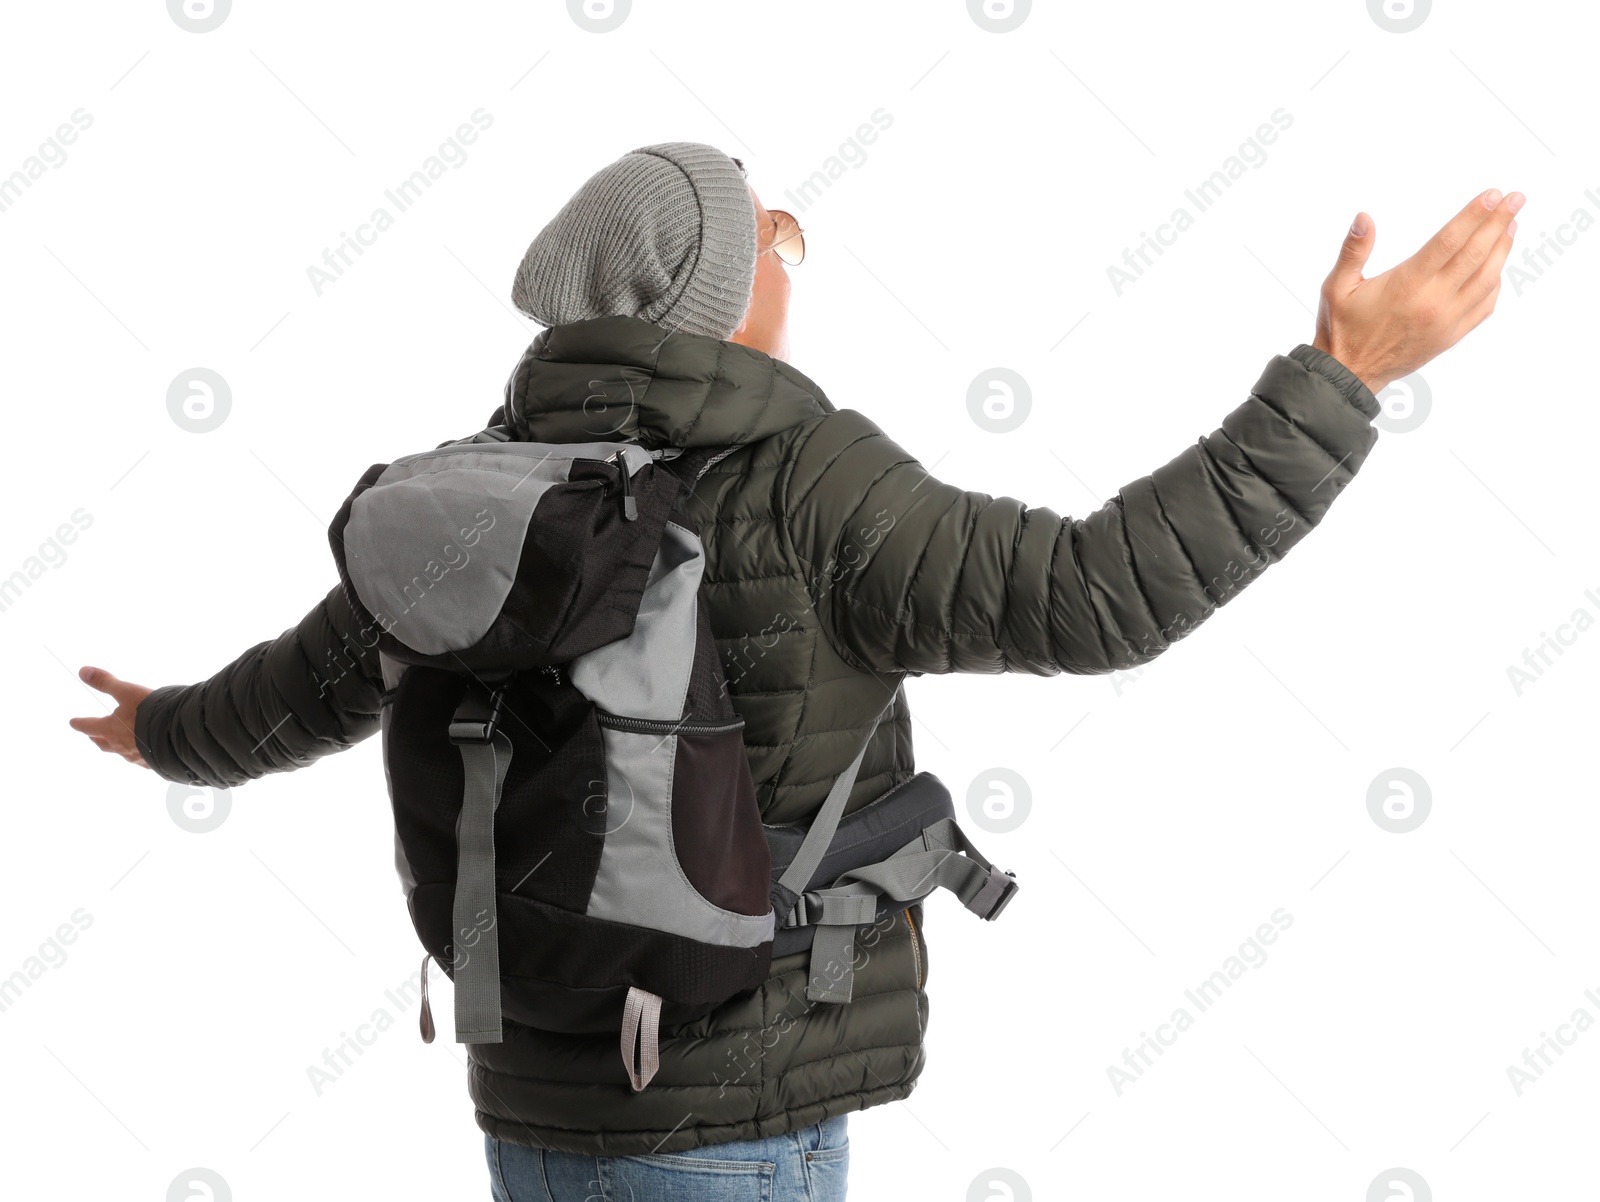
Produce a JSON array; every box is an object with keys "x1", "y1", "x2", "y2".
[{"x1": 730, "y1": 305, "x2": 751, "y2": 338}]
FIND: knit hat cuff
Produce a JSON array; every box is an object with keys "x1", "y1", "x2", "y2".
[{"x1": 632, "y1": 142, "x2": 757, "y2": 339}]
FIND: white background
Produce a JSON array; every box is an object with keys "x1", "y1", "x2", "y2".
[{"x1": 2, "y1": 0, "x2": 1593, "y2": 1198}]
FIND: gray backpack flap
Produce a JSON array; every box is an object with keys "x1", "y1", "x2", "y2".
[{"x1": 329, "y1": 430, "x2": 682, "y2": 674}]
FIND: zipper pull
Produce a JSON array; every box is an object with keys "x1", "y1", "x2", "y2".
[
  {"x1": 419, "y1": 953, "x2": 435, "y2": 1043},
  {"x1": 612, "y1": 453, "x2": 638, "y2": 521}
]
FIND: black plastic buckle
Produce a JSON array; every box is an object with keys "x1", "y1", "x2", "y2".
[
  {"x1": 449, "y1": 686, "x2": 506, "y2": 745},
  {"x1": 778, "y1": 892, "x2": 814, "y2": 929},
  {"x1": 981, "y1": 868, "x2": 1020, "y2": 921}
]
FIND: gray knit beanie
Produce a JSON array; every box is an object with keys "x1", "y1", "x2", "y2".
[{"x1": 511, "y1": 142, "x2": 757, "y2": 341}]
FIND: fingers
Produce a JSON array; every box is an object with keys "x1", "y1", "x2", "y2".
[
  {"x1": 1441, "y1": 192, "x2": 1524, "y2": 288},
  {"x1": 70, "y1": 712, "x2": 138, "y2": 758},
  {"x1": 1325, "y1": 211, "x2": 1375, "y2": 293},
  {"x1": 1411, "y1": 189, "x2": 1510, "y2": 278},
  {"x1": 1458, "y1": 222, "x2": 1518, "y2": 302},
  {"x1": 1455, "y1": 275, "x2": 1503, "y2": 340},
  {"x1": 79, "y1": 664, "x2": 125, "y2": 698}
]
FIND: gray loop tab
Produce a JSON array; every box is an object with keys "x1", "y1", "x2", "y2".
[
  {"x1": 621, "y1": 986, "x2": 663, "y2": 1090},
  {"x1": 805, "y1": 924, "x2": 861, "y2": 1004}
]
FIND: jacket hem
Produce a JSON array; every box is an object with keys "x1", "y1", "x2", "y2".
[{"x1": 475, "y1": 1078, "x2": 917, "y2": 1156}]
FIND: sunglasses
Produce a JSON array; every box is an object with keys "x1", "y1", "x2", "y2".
[{"x1": 760, "y1": 208, "x2": 806, "y2": 266}]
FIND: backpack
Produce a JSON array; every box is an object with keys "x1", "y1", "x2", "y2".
[{"x1": 328, "y1": 422, "x2": 1020, "y2": 1090}]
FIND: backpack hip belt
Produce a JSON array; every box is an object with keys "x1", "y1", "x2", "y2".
[{"x1": 766, "y1": 709, "x2": 1019, "y2": 1005}]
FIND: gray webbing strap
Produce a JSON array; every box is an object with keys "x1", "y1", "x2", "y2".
[
  {"x1": 806, "y1": 924, "x2": 862, "y2": 1003},
  {"x1": 775, "y1": 704, "x2": 890, "y2": 1006},
  {"x1": 450, "y1": 686, "x2": 513, "y2": 1044},
  {"x1": 775, "y1": 704, "x2": 891, "y2": 900},
  {"x1": 621, "y1": 986, "x2": 663, "y2": 1091},
  {"x1": 838, "y1": 818, "x2": 1015, "y2": 917},
  {"x1": 829, "y1": 848, "x2": 1008, "y2": 916}
]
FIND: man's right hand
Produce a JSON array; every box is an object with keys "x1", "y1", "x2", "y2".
[{"x1": 1313, "y1": 188, "x2": 1523, "y2": 396}]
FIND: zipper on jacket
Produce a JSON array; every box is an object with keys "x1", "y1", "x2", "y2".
[
  {"x1": 596, "y1": 711, "x2": 744, "y2": 736},
  {"x1": 905, "y1": 907, "x2": 923, "y2": 989}
]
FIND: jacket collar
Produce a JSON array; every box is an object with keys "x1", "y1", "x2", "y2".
[{"x1": 504, "y1": 316, "x2": 834, "y2": 448}]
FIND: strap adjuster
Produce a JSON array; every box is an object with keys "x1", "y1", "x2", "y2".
[
  {"x1": 976, "y1": 866, "x2": 1019, "y2": 921},
  {"x1": 449, "y1": 686, "x2": 506, "y2": 745},
  {"x1": 780, "y1": 891, "x2": 816, "y2": 929},
  {"x1": 783, "y1": 890, "x2": 880, "y2": 929}
]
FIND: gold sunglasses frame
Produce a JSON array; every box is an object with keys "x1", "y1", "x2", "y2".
[{"x1": 761, "y1": 208, "x2": 806, "y2": 265}]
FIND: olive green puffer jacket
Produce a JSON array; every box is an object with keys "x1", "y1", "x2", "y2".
[{"x1": 135, "y1": 315, "x2": 1380, "y2": 1154}]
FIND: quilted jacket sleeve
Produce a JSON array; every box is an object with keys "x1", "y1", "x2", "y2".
[
  {"x1": 133, "y1": 583, "x2": 386, "y2": 787},
  {"x1": 783, "y1": 344, "x2": 1381, "y2": 676}
]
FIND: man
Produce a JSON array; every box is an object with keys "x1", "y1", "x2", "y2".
[{"x1": 72, "y1": 142, "x2": 1521, "y2": 1201}]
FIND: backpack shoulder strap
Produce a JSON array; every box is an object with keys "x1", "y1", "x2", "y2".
[{"x1": 771, "y1": 703, "x2": 891, "y2": 911}]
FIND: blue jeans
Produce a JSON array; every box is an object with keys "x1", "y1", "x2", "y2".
[{"x1": 486, "y1": 1115, "x2": 849, "y2": 1201}]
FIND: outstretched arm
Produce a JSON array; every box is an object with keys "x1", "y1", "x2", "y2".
[
  {"x1": 70, "y1": 584, "x2": 385, "y2": 788},
  {"x1": 787, "y1": 345, "x2": 1376, "y2": 676},
  {"x1": 786, "y1": 189, "x2": 1521, "y2": 677}
]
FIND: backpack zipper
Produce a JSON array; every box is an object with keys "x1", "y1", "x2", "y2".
[
  {"x1": 595, "y1": 711, "x2": 744, "y2": 736},
  {"x1": 605, "y1": 451, "x2": 638, "y2": 522}
]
